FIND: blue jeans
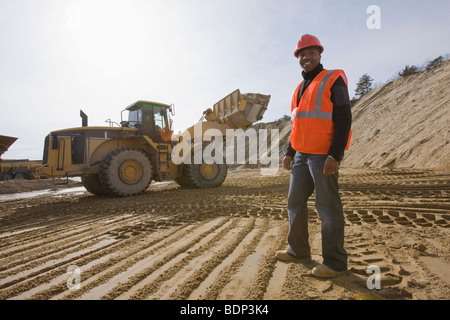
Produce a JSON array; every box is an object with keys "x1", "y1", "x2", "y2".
[{"x1": 286, "y1": 152, "x2": 347, "y2": 271}]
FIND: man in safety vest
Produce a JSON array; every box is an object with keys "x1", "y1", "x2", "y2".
[{"x1": 275, "y1": 34, "x2": 352, "y2": 278}]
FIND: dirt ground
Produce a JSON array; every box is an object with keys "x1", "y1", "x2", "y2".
[{"x1": 0, "y1": 166, "x2": 449, "y2": 301}]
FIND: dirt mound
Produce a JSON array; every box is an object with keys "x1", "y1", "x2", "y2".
[
  {"x1": 0, "y1": 178, "x2": 81, "y2": 194},
  {"x1": 252, "y1": 60, "x2": 450, "y2": 171},
  {"x1": 344, "y1": 60, "x2": 450, "y2": 170}
]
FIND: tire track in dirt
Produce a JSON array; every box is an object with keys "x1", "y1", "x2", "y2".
[
  {"x1": 173, "y1": 219, "x2": 288, "y2": 300},
  {"x1": 0, "y1": 168, "x2": 448, "y2": 300},
  {"x1": 1, "y1": 199, "x2": 219, "y2": 299},
  {"x1": 5, "y1": 217, "x2": 223, "y2": 300},
  {"x1": 340, "y1": 169, "x2": 450, "y2": 230},
  {"x1": 189, "y1": 218, "x2": 270, "y2": 300},
  {"x1": 0, "y1": 207, "x2": 180, "y2": 280},
  {"x1": 156, "y1": 218, "x2": 262, "y2": 300},
  {"x1": 49, "y1": 222, "x2": 201, "y2": 300},
  {"x1": 103, "y1": 217, "x2": 237, "y2": 300}
]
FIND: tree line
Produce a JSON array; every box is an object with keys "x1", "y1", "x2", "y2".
[{"x1": 353, "y1": 55, "x2": 449, "y2": 102}]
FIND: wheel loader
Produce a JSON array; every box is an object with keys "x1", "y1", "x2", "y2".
[{"x1": 37, "y1": 89, "x2": 270, "y2": 196}]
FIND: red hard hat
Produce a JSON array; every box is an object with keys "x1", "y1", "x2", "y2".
[{"x1": 294, "y1": 34, "x2": 324, "y2": 58}]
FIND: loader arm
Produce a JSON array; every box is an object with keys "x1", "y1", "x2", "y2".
[
  {"x1": 174, "y1": 89, "x2": 271, "y2": 189},
  {"x1": 183, "y1": 89, "x2": 271, "y2": 139}
]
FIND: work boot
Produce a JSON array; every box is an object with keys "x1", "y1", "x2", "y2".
[
  {"x1": 311, "y1": 264, "x2": 347, "y2": 278},
  {"x1": 275, "y1": 250, "x2": 311, "y2": 262}
]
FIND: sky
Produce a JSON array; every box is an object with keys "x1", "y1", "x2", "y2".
[{"x1": 1, "y1": 0, "x2": 449, "y2": 159}]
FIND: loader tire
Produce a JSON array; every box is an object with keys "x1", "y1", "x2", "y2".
[
  {"x1": 99, "y1": 147, "x2": 152, "y2": 197},
  {"x1": 174, "y1": 168, "x2": 195, "y2": 188},
  {"x1": 179, "y1": 161, "x2": 227, "y2": 189},
  {"x1": 82, "y1": 174, "x2": 110, "y2": 196},
  {"x1": 2, "y1": 173, "x2": 14, "y2": 180}
]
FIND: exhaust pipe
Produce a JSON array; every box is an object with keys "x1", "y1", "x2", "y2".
[{"x1": 80, "y1": 110, "x2": 88, "y2": 127}]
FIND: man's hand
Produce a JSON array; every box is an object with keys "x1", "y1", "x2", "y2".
[
  {"x1": 283, "y1": 156, "x2": 293, "y2": 171},
  {"x1": 323, "y1": 156, "x2": 339, "y2": 175}
]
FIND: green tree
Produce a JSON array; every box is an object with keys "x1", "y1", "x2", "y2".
[
  {"x1": 426, "y1": 56, "x2": 444, "y2": 70},
  {"x1": 355, "y1": 73, "x2": 374, "y2": 99},
  {"x1": 398, "y1": 65, "x2": 419, "y2": 77}
]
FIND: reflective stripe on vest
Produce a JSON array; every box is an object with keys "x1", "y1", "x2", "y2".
[
  {"x1": 290, "y1": 69, "x2": 351, "y2": 154},
  {"x1": 297, "y1": 70, "x2": 335, "y2": 120}
]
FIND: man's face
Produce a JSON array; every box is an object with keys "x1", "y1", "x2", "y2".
[{"x1": 298, "y1": 47, "x2": 321, "y2": 73}]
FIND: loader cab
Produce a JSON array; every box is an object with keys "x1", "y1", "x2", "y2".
[{"x1": 121, "y1": 100, "x2": 174, "y2": 142}]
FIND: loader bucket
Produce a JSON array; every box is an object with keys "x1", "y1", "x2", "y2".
[
  {"x1": 0, "y1": 135, "x2": 18, "y2": 158},
  {"x1": 205, "y1": 89, "x2": 271, "y2": 130}
]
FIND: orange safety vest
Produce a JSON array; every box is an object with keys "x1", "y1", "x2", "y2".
[{"x1": 290, "y1": 69, "x2": 352, "y2": 155}]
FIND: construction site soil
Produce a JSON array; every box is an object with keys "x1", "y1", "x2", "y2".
[
  {"x1": 1, "y1": 60, "x2": 449, "y2": 301},
  {"x1": 0, "y1": 167, "x2": 449, "y2": 300}
]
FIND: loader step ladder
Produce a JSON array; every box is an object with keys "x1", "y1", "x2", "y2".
[{"x1": 157, "y1": 144, "x2": 171, "y2": 177}]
